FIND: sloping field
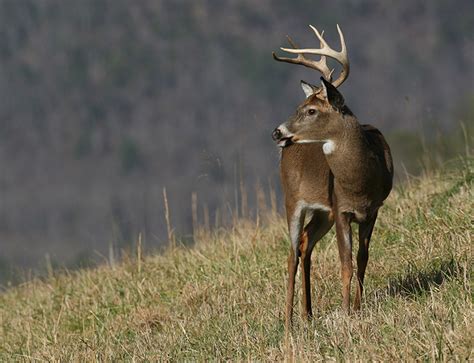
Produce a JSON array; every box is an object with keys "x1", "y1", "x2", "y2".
[{"x1": 1, "y1": 159, "x2": 472, "y2": 360}]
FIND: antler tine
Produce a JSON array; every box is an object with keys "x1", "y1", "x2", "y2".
[
  {"x1": 318, "y1": 30, "x2": 336, "y2": 82},
  {"x1": 333, "y1": 24, "x2": 349, "y2": 87},
  {"x1": 273, "y1": 30, "x2": 333, "y2": 82},
  {"x1": 309, "y1": 25, "x2": 329, "y2": 49},
  {"x1": 285, "y1": 35, "x2": 298, "y2": 49},
  {"x1": 278, "y1": 24, "x2": 350, "y2": 87}
]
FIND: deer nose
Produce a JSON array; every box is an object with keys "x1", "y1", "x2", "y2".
[{"x1": 272, "y1": 128, "x2": 282, "y2": 141}]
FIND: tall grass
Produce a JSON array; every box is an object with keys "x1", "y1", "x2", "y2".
[{"x1": 0, "y1": 157, "x2": 472, "y2": 360}]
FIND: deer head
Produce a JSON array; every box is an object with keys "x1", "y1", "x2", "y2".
[
  {"x1": 271, "y1": 25, "x2": 351, "y2": 151},
  {"x1": 272, "y1": 78, "x2": 354, "y2": 151}
]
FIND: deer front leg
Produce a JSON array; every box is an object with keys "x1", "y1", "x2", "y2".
[
  {"x1": 354, "y1": 211, "x2": 378, "y2": 311},
  {"x1": 335, "y1": 211, "x2": 353, "y2": 314},
  {"x1": 299, "y1": 231, "x2": 312, "y2": 319},
  {"x1": 285, "y1": 246, "x2": 299, "y2": 336},
  {"x1": 285, "y1": 206, "x2": 305, "y2": 335}
]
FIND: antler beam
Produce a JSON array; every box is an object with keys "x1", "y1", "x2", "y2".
[{"x1": 273, "y1": 24, "x2": 350, "y2": 88}]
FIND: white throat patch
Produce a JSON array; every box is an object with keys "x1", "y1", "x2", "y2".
[{"x1": 323, "y1": 140, "x2": 336, "y2": 155}]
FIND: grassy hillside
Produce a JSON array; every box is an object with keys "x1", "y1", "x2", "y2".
[{"x1": 1, "y1": 158, "x2": 473, "y2": 361}]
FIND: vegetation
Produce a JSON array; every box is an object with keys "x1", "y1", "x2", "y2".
[
  {"x1": 1, "y1": 157, "x2": 472, "y2": 360},
  {"x1": 1, "y1": 1, "x2": 473, "y2": 279}
]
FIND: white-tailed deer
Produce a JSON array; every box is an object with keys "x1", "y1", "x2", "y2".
[{"x1": 271, "y1": 24, "x2": 393, "y2": 333}]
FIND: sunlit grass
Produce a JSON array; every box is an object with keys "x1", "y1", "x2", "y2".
[{"x1": 0, "y1": 158, "x2": 472, "y2": 360}]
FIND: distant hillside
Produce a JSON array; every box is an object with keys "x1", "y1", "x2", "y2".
[
  {"x1": 0, "y1": 0, "x2": 473, "y2": 279},
  {"x1": 0, "y1": 158, "x2": 472, "y2": 360}
]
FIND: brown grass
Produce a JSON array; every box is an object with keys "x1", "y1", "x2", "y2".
[{"x1": 0, "y1": 158, "x2": 472, "y2": 360}]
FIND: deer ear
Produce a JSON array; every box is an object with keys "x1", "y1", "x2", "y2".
[
  {"x1": 320, "y1": 77, "x2": 345, "y2": 111},
  {"x1": 300, "y1": 80, "x2": 318, "y2": 98}
]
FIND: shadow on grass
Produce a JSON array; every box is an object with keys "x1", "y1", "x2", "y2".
[{"x1": 382, "y1": 258, "x2": 459, "y2": 298}]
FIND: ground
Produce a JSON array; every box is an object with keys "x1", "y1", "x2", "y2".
[{"x1": 0, "y1": 158, "x2": 472, "y2": 360}]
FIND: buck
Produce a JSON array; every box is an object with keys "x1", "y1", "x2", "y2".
[{"x1": 271, "y1": 24, "x2": 393, "y2": 332}]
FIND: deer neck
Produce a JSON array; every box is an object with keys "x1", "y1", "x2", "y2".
[{"x1": 322, "y1": 118, "x2": 371, "y2": 193}]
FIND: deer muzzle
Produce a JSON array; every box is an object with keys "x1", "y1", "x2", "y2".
[
  {"x1": 272, "y1": 126, "x2": 294, "y2": 148},
  {"x1": 272, "y1": 128, "x2": 283, "y2": 141}
]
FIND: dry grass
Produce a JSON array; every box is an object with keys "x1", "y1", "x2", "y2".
[{"x1": 0, "y1": 158, "x2": 473, "y2": 361}]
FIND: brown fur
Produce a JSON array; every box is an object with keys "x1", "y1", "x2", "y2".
[
  {"x1": 280, "y1": 143, "x2": 333, "y2": 333},
  {"x1": 280, "y1": 143, "x2": 332, "y2": 215},
  {"x1": 277, "y1": 86, "x2": 393, "y2": 335}
]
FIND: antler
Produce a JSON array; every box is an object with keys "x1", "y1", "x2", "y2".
[
  {"x1": 273, "y1": 24, "x2": 350, "y2": 88},
  {"x1": 273, "y1": 33, "x2": 334, "y2": 82}
]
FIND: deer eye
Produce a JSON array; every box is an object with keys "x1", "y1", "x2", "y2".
[{"x1": 307, "y1": 109, "x2": 316, "y2": 115}]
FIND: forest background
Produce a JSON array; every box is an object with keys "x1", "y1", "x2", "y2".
[{"x1": 0, "y1": 0, "x2": 472, "y2": 283}]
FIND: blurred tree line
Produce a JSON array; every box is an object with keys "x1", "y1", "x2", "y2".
[{"x1": 0, "y1": 0, "x2": 472, "y2": 283}]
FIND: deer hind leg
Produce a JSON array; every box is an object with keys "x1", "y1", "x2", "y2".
[
  {"x1": 335, "y1": 212, "x2": 353, "y2": 314},
  {"x1": 300, "y1": 211, "x2": 334, "y2": 319},
  {"x1": 354, "y1": 211, "x2": 378, "y2": 311}
]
